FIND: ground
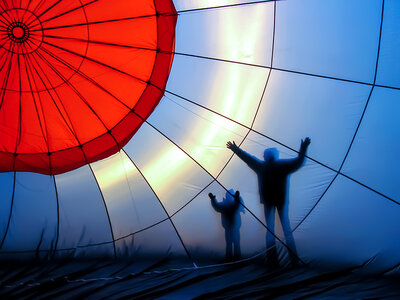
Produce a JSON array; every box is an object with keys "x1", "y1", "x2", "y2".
[{"x1": 0, "y1": 255, "x2": 399, "y2": 299}]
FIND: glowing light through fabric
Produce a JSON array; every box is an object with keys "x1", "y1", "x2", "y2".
[
  {"x1": 0, "y1": 0, "x2": 176, "y2": 174},
  {"x1": 0, "y1": 0, "x2": 399, "y2": 272}
]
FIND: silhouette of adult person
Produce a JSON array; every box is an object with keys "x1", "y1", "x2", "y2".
[
  {"x1": 226, "y1": 138, "x2": 311, "y2": 266},
  {"x1": 209, "y1": 189, "x2": 244, "y2": 261}
]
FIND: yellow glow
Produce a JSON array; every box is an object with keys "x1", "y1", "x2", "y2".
[
  {"x1": 133, "y1": 4, "x2": 269, "y2": 193},
  {"x1": 141, "y1": 145, "x2": 188, "y2": 195},
  {"x1": 187, "y1": 6, "x2": 268, "y2": 171},
  {"x1": 93, "y1": 152, "x2": 134, "y2": 191}
]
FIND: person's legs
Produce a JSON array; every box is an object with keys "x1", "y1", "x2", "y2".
[
  {"x1": 225, "y1": 228, "x2": 233, "y2": 259},
  {"x1": 264, "y1": 204, "x2": 279, "y2": 267},
  {"x1": 264, "y1": 204, "x2": 276, "y2": 249},
  {"x1": 277, "y1": 201, "x2": 298, "y2": 264},
  {"x1": 232, "y1": 228, "x2": 241, "y2": 259}
]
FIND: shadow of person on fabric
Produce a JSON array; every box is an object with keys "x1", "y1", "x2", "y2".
[
  {"x1": 209, "y1": 190, "x2": 244, "y2": 262},
  {"x1": 227, "y1": 138, "x2": 311, "y2": 268}
]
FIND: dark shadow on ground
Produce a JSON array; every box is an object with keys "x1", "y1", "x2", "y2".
[{"x1": 0, "y1": 255, "x2": 399, "y2": 299}]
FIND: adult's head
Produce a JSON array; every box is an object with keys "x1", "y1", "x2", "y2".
[{"x1": 264, "y1": 148, "x2": 278, "y2": 162}]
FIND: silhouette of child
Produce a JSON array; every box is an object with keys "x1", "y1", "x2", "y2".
[{"x1": 209, "y1": 189, "x2": 244, "y2": 261}]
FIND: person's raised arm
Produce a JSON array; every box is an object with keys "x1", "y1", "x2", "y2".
[
  {"x1": 226, "y1": 141, "x2": 262, "y2": 172},
  {"x1": 280, "y1": 137, "x2": 311, "y2": 173},
  {"x1": 233, "y1": 190, "x2": 242, "y2": 210},
  {"x1": 209, "y1": 193, "x2": 223, "y2": 213}
]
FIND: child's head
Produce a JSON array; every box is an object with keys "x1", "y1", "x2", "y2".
[{"x1": 223, "y1": 189, "x2": 236, "y2": 203}]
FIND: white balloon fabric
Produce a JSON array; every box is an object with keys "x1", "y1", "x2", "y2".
[{"x1": 0, "y1": 0, "x2": 399, "y2": 273}]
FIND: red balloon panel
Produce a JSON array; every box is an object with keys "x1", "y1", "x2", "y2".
[{"x1": 0, "y1": 0, "x2": 177, "y2": 174}]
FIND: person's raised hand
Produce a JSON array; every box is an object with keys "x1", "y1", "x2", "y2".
[
  {"x1": 226, "y1": 141, "x2": 237, "y2": 151},
  {"x1": 234, "y1": 190, "x2": 240, "y2": 199},
  {"x1": 208, "y1": 193, "x2": 216, "y2": 201},
  {"x1": 301, "y1": 137, "x2": 311, "y2": 148}
]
